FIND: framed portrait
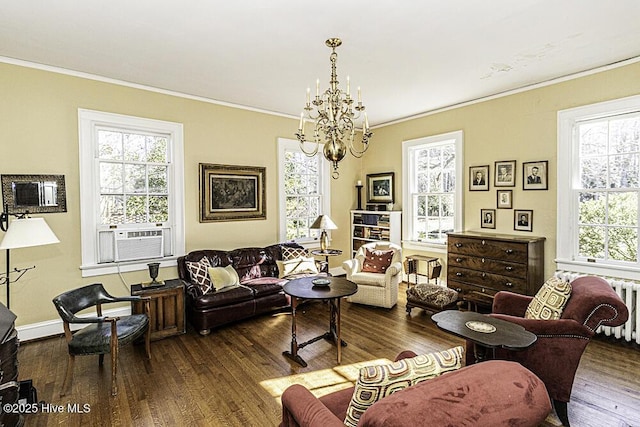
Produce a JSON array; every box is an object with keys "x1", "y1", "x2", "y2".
[
  {"x1": 494, "y1": 160, "x2": 516, "y2": 187},
  {"x1": 497, "y1": 190, "x2": 513, "y2": 209},
  {"x1": 481, "y1": 209, "x2": 496, "y2": 229},
  {"x1": 514, "y1": 209, "x2": 533, "y2": 232},
  {"x1": 367, "y1": 172, "x2": 394, "y2": 203},
  {"x1": 199, "y1": 163, "x2": 266, "y2": 222},
  {"x1": 523, "y1": 160, "x2": 548, "y2": 190},
  {"x1": 469, "y1": 165, "x2": 490, "y2": 191}
]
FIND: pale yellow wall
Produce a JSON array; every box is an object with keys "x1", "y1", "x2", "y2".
[
  {"x1": 0, "y1": 62, "x2": 357, "y2": 326},
  {"x1": 363, "y1": 61, "x2": 640, "y2": 281},
  {"x1": 3, "y1": 59, "x2": 639, "y2": 327}
]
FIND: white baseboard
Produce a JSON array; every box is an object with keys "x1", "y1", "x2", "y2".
[{"x1": 16, "y1": 306, "x2": 132, "y2": 342}]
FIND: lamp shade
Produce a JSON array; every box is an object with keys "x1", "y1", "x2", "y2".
[
  {"x1": 310, "y1": 215, "x2": 337, "y2": 230},
  {"x1": 0, "y1": 217, "x2": 60, "y2": 250}
]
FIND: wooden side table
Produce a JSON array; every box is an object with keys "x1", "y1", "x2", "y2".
[
  {"x1": 405, "y1": 255, "x2": 441, "y2": 286},
  {"x1": 131, "y1": 278, "x2": 186, "y2": 341}
]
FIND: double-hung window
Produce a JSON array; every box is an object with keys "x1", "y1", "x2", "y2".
[
  {"x1": 402, "y1": 131, "x2": 464, "y2": 249},
  {"x1": 78, "y1": 109, "x2": 185, "y2": 277},
  {"x1": 557, "y1": 95, "x2": 640, "y2": 279},
  {"x1": 277, "y1": 138, "x2": 330, "y2": 246}
]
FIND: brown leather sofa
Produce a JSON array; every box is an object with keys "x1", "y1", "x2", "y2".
[
  {"x1": 280, "y1": 350, "x2": 551, "y2": 427},
  {"x1": 178, "y1": 242, "x2": 315, "y2": 335}
]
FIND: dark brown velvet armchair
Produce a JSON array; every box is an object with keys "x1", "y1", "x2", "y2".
[{"x1": 470, "y1": 276, "x2": 629, "y2": 426}]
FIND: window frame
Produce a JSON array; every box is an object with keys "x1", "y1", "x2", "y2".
[
  {"x1": 277, "y1": 137, "x2": 331, "y2": 247},
  {"x1": 402, "y1": 130, "x2": 464, "y2": 252},
  {"x1": 78, "y1": 109, "x2": 185, "y2": 277},
  {"x1": 557, "y1": 94, "x2": 640, "y2": 280}
]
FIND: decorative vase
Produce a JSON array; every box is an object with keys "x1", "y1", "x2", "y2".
[{"x1": 147, "y1": 262, "x2": 161, "y2": 284}]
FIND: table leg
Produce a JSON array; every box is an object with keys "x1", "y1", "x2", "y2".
[{"x1": 283, "y1": 297, "x2": 308, "y2": 367}]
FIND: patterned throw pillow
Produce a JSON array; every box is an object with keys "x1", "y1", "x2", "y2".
[
  {"x1": 276, "y1": 257, "x2": 319, "y2": 278},
  {"x1": 361, "y1": 248, "x2": 394, "y2": 273},
  {"x1": 344, "y1": 346, "x2": 464, "y2": 427},
  {"x1": 281, "y1": 246, "x2": 308, "y2": 261},
  {"x1": 525, "y1": 277, "x2": 572, "y2": 320},
  {"x1": 207, "y1": 265, "x2": 240, "y2": 292},
  {"x1": 185, "y1": 257, "x2": 213, "y2": 294}
]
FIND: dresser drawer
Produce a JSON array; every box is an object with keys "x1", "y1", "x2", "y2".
[
  {"x1": 448, "y1": 254, "x2": 527, "y2": 278},
  {"x1": 448, "y1": 266, "x2": 528, "y2": 294},
  {"x1": 448, "y1": 236, "x2": 527, "y2": 261},
  {"x1": 448, "y1": 280, "x2": 497, "y2": 297}
]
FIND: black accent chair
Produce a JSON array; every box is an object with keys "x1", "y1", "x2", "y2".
[{"x1": 52, "y1": 283, "x2": 151, "y2": 396}]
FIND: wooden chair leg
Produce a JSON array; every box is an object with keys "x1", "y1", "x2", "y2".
[
  {"x1": 99, "y1": 354, "x2": 104, "y2": 366},
  {"x1": 110, "y1": 321, "x2": 118, "y2": 396},
  {"x1": 554, "y1": 399, "x2": 570, "y2": 426},
  {"x1": 145, "y1": 324, "x2": 151, "y2": 360},
  {"x1": 60, "y1": 354, "x2": 75, "y2": 397}
]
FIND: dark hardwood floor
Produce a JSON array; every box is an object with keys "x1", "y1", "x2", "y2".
[{"x1": 17, "y1": 283, "x2": 640, "y2": 426}]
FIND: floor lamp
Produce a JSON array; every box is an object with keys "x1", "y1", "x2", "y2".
[{"x1": 0, "y1": 211, "x2": 59, "y2": 310}]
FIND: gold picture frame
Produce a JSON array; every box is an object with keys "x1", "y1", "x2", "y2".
[{"x1": 199, "y1": 164, "x2": 266, "y2": 222}]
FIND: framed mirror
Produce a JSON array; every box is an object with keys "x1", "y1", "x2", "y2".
[{"x1": 1, "y1": 174, "x2": 67, "y2": 214}]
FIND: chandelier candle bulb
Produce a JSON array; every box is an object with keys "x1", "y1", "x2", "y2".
[
  {"x1": 316, "y1": 79, "x2": 320, "y2": 97},
  {"x1": 306, "y1": 88, "x2": 310, "y2": 106},
  {"x1": 346, "y1": 76, "x2": 350, "y2": 96},
  {"x1": 358, "y1": 87, "x2": 362, "y2": 103},
  {"x1": 299, "y1": 113, "x2": 304, "y2": 131}
]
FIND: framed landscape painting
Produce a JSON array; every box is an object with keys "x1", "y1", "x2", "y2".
[{"x1": 199, "y1": 163, "x2": 266, "y2": 222}]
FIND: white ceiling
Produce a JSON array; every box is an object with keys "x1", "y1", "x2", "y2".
[{"x1": 1, "y1": 1, "x2": 639, "y2": 126}]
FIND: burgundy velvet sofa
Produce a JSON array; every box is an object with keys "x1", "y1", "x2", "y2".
[
  {"x1": 281, "y1": 350, "x2": 551, "y2": 427},
  {"x1": 177, "y1": 242, "x2": 314, "y2": 335}
]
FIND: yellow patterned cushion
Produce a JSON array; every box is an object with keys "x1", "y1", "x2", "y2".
[
  {"x1": 525, "y1": 277, "x2": 572, "y2": 320},
  {"x1": 343, "y1": 346, "x2": 464, "y2": 427}
]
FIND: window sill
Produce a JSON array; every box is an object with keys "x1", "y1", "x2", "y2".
[
  {"x1": 80, "y1": 257, "x2": 179, "y2": 278},
  {"x1": 555, "y1": 258, "x2": 640, "y2": 282},
  {"x1": 402, "y1": 240, "x2": 447, "y2": 254}
]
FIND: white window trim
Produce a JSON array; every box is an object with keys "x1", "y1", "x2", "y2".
[
  {"x1": 78, "y1": 109, "x2": 185, "y2": 277},
  {"x1": 277, "y1": 137, "x2": 331, "y2": 248},
  {"x1": 557, "y1": 94, "x2": 640, "y2": 280},
  {"x1": 402, "y1": 130, "x2": 464, "y2": 251}
]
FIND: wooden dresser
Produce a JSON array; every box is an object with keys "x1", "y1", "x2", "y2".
[{"x1": 447, "y1": 231, "x2": 545, "y2": 302}]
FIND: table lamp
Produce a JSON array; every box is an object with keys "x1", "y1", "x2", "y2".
[
  {"x1": 0, "y1": 211, "x2": 60, "y2": 309},
  {"x1": 310, "y1": 214, "x2": 337, "y2": 252}
]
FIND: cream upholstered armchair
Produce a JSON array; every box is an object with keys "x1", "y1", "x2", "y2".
[{"x1": 342, "y1": 242, "x2": 402, "y2": 308}]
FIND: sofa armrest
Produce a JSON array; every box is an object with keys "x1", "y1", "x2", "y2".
[
  {"x1": 342, "y1": 259, "x2": 359, "y2": 278},
  {"x1": 385, "y1": 261, "x2": 403, "y2": 281},
  {"x1": 490, "y1": 313, "x2": 592, "y2": 337},
  {"x1": 493, "y1": 291, "x2": 532, "y2": 317},
  {"x1": 281, "y1": 384, "x2": 346, "y2": 427}
]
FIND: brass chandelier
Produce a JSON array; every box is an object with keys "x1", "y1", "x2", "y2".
[{"x1": 295, "y1": 38, "x2": 373, "y2": 179}]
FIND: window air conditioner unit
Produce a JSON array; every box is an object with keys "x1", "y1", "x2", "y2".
[
  {"x1": 98, "y1": 228, "x2": 171, "y2": 263},
  {"x1": 113, "y1": 229, "x2": 164, "y2": 262}
]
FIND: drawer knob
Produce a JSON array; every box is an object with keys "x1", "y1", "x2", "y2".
[
  {"x1": 505, "y1": 249, "x2": 514, "y2": 254},
  {"x1": 455, "y1": 288, "x2": 462, "y2": 292},
  {"x1": 482, "y1": 240, "x2": 486, "y2": 245},
  {"x1": 482, "y1": 272, "x2": 487, "y2": 278},
  {"x1": 455, "y1": 243, "x2": 462, "y2": 248},
  {"x1": 481, "y1": 258, "x2": 485, "y2": 263},
  {"x1": 456, "y1": 257, "x2": 463, "y2": 263},
  {"x1": 456, "y1": 272, "x2": 463, "y2": 277},
  {"x1": 505, "y1": 282, "x2": 513, "y2": 287},
  {"x1": 505, "y1": 266, "x2": 513, "y2": 271}
]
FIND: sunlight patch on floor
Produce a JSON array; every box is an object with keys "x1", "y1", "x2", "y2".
[{"x1": 260, "y1": 358, "x2": 392, "y2": 400}]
